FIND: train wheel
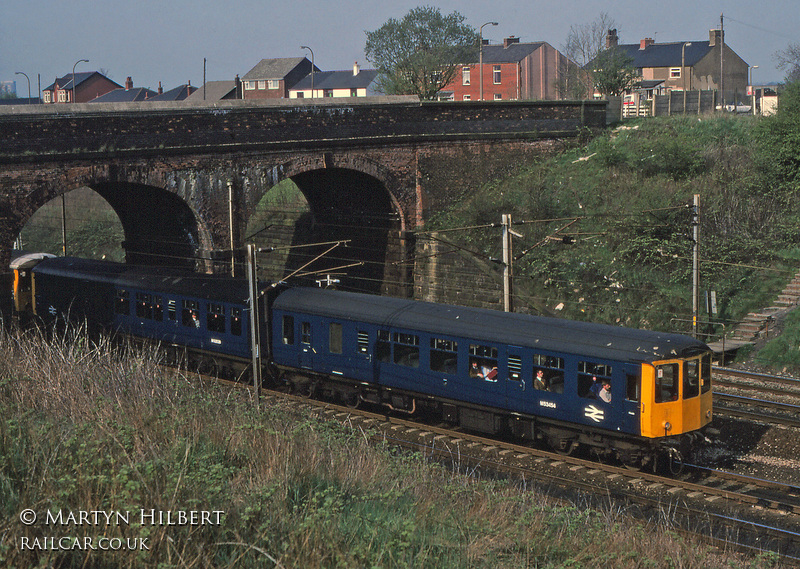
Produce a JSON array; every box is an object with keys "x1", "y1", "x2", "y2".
[
  {"x1": 554, "y1": 439, "x2": 578, "y2": 456},
  {"x1": 343, "y1": 391, "x2": 361, "y2": 409}
]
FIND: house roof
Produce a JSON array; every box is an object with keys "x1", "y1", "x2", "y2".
[
  {"x1": 44, "y1": 71, "x2": 121, "y2": 91},
  {"x1": 149, "y1": 84, "x2": 197, "y2": 101},
  {"x1": 613, "y1": 41, "x2": 713, "y2": 69},
  {"x1": 242, "y1": 57, "x2": 311, "y2": 81},
  {"x1": 476, "y1": 41, "x2": 546, "y2": 64},
  {"x1": 185, "y1": 81, "x2": 237, "y2": 101},
  {"x1": 90, "y1": 87, "x2": 157, "y2": 103},
  {"x1": 291, "y1": 69, "x2": 379, "y2": 92}
]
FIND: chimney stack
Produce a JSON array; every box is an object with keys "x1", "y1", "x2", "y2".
[
  {"x1": 639, "y1": 38, "x2": 655, "y2": 50},
  {"x1": 158, "y1": 81, "x2": 163, "y2": 95},
  {"x1": 504, "y1": 36, "x2": 520, "y2": 49},
  {"x1": 125, "y1": 76, "x2": 133, "y2": 90},
  {"x1": 606, "y1": 29, "x2": 618, "y2": 49},
  {"x1": 353, "y1": 61, "x2": 360, "y2": 76},
  {"x1": 709, "y1": 29, "x2": 724, "y2": 46}
]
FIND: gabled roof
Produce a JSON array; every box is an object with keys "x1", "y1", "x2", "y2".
[
  {"x1": 149, "y1": 84, "x2": 197, "y2": 101},
  {"x1": 185, "y1": 81, "x2": 237, "y2": 101},
  {"x1": 90, "y1": 87, "x2": 157, "y2": 103},
  {"x1": 44, "y1": 71, "x2": 121, "y2": 91},
  {"x1": 612, "y1": 41, "x2": 713, "y2": 69},
  {"x1": 291, "y1": 69, "x2": 379, "y2": 92},
  {"x1": 475, "y1": 41, "x2": 546, "y2": 64},
  {"x1": 242, "y1": 57, "x2": 310, "y2": 81}
]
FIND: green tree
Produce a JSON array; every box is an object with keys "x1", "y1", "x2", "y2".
[
  {"x1": 754, "y1": 80, "x2": 800, "y2": 197},
  {"x1": 562, "y1": 12, "x2": 617, "y2": 97},
  {"x1": 365, "y1": 6, "x2": 478, "y2": 99},
  {"x1": 590, "y1": 47, "x2": 639, "y2": 96}
]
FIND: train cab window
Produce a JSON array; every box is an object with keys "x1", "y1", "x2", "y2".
[
  {"x1": 207, "y1": 303, "x2": 225, "y2": 333},
  {"x1": 182, "y1": 300, "x2": 201, "y2": 328},
  {"x1": 533, "y1": 354, "x2": 564, "y2": 393},
  {"x1": 230, "y1": 308, "x2": 242, "y2": 336},
  {"x1": 469, "y1": 344, "x2": 498, "y2": 381},
  {"x1": 701, "y1": 353, "x2": 712, "y2": 394},
  {"x1": 655, "y1": 363, "x2": 679, "y2": 402},
  {"x1": 376, "y1": 330, "x2": 391, "y2": 363},
  {"x1": 430, "y1": 338, "x2": 458, "y2": 374},
  {"x1": 393, "y1": 332, "x2": 419, "y2": 368},
  {"x1": 329, "y1": 323, "x2": 343, "y2": 354},
  {"x1": 115, "y1": 290, "x2": 130, "y2": 315},
  {"x1": 357, "y1": 331, "x2": 369, "y2": 355},
  {"x1": 578, "y1": 361, "x2": 612, "y2": 399},
  {"x1": 167, "y1": 299, "x2": 177, "y2": 321},
  {"x1": 683, "y1": 359, "x2": 700, "y2": 399},
  {"x1": 626, "y1": 373, "x2": 640, "y2": 402},
  {"x1": 152, "y1": 296, "x2": 164, "y2": 322},
  {"x1": 282, "y1": 316, "x2": 294, "y2": 344},
  {"x1": 301, "y1": 322, "x2": 311, "y2": 345}
]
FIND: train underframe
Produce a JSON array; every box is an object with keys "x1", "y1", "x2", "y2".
[{"x1": 277, "y1": 366, "x2": 702, "y2": 473}]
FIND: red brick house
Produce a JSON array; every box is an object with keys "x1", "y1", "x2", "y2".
[
  {"x1": 241, "y1": 57, "x2": 317, "y2": 100},
  {"x1": 42, "y1": 71, "x2": 121, "y2": 104},
  {"x1": 440, "y1": 37, "x2": 580, "y2": 101}
]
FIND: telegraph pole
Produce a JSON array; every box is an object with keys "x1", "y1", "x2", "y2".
[
  {"x1": 692, "y1": 194, "x2": 700, "y2": 338},
  {"x1": 247, "y1": 244, "x2": 262, "y2": 407}
]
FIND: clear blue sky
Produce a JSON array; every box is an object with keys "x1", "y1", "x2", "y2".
[{"x1": 2, "y1": 0, "x2": 796, "y2": 95}]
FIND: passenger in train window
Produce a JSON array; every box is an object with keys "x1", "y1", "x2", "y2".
[
  {"x1": 534, "y1": 369, "x2": 548, "y2": 391},
  {"x1": 589, "y1": 375, "x2": 602, "y2": 398},
  {"x1": 599, "y1": 380, "x2": 612, "y2": 403}
]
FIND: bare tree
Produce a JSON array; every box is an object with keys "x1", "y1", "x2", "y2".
[
  {"x1": 563, "y1": 12, "x2": 617, "y2": 96},
  {"x1": 775, "y1": 43, "x2": 800, "y2": 84}
]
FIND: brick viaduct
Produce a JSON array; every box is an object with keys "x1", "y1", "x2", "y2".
[{"x1": 0, "y1": 96, "x2": 606, "y2": 307}]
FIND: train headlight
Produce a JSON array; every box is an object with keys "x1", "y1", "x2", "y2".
[
  {"x1": 663, "y1": 421, "x2": 672, "y2": 432},
  {"x1": 706, "y1": 410, "x2": 712, "y2": 419}
]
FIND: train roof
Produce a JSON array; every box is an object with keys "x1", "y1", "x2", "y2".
[
  {"x1": 274, "y1": 287, "x2": 709, "y2": 363},
  {"x1": 31, "y1": 256, "x2": 253, "y2": 304}
]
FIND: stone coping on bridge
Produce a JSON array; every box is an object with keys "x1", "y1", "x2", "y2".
[{"x1": 0, "y1": 95, "x2": 607, "y2": 117}]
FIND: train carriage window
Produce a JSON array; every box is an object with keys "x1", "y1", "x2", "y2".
[
  {"x1": 153, "y1": 296, "x2": 163, "y2": 322},
  {"x1": 701, "y1": 353, "x2": 712, "y2": 394},
  {"x1": 301, "y1": 322, "x2": 311, "y2": 345},
  {"x1": 376, "y1": 330, "x2": 391, "y2": 362},
  {"x1": 167, "y1": 299, "x2": 177, "y2": 321},
  {"x1": 393, "y1": 332, "x2": 419, "y2": 368},
  {"x1": 357, "y1": 331, "x2": 369, "y2": 355},
  {"x1": 115, "y1": 290, "x2": 130, "y2": 315},
  {"x1": 329, "y1": 323, "x2": 343, "y2": 354},
  {"x1": 683, "y1": 359, "x2": 700, "y2": 399},
  {"x1": 507, "y1": 355, "x2": 522, "y2": 381},
  {"x1": 207, "y1": 303, "x2": 225, "y2": 333},
  {"x1": 626, "y1": 373, "x2": 640, "y2": 402},
  {"x1": 282, "y1": 315, "x2": 294, "y2": 344},
  {"x1": 430, "y1": 338, "x2": 458, "y2": 374},
  {"x1": 469, "y1": 344, "x2": 498, "y2": 382},
  {"x1": 655, "y1": 363, "x2": 679, "y2": 402},
  {"x1": 578, "y1": 361, "x2": 612, "y2": 399},
  {"x1": 533, "y1": 353, "x2": 565, "y2": 393},
  {"x1": 182, "y1": 300, "x2": 200, "y2": 328},
  {"x1": 136, "y1": 293, "x2": 153, "y2": 319},
  {"x1": 230, "y1": 308, "x2": 242, "y2": 336}
]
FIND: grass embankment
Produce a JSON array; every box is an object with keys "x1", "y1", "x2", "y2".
[{"x1": 0, "y1": 329, "x2": 779, "y2": 568}]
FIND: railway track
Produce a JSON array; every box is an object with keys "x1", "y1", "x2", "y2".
[{"x1": 231, "y1": 380, "x2": 800, "y2": 561}]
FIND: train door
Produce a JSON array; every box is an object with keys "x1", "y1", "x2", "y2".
[
  {"x1": 619, "y1": 364, "x2": 642, "y2": 435},
  {"x1": 298, "y1": 320, "x2": 314, "y2": 370},
  {"x1": 505, "y1": 349, "x2": 525, "y2": 413}
]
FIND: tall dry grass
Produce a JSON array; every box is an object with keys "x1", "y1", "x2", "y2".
[{"x1": 0, "y1": 326, "x2": 781, "y2": 568}]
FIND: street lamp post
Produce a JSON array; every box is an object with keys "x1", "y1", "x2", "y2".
[
  {"x1": 479, "y1": 22, "x2": 498, "y2": 101},
  {"x1": 681, "y1": 42, "x2": 692, "y2": 91},
  {"x1": 72, "y1": 59, "x2": 88, "y2": 103},
  {"x1": 749, "y1": 65, "x2": 759, "y2": 115},
  {"x1": 15, "y1": 72, "x2": 31, "y2": 104},
  {"x1": 300, "y1": 45, "x2": 314, "y2": 98}
]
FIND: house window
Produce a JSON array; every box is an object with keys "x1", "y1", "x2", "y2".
[
  {"x1": 494, "y1": 93, "x2": 503, "y2": 100},
  {"x1": 43, "y1": 92, "x2": 51, "y2": 103},
  {"x1": 350, "y1": 88, "x2": 358, "y2": 97},
  {"x1": 268, "y1": 80, "x2": 279, "y2": 89},
  {"x1": 463, "y1": 94, "x2": 471, "y2": 101},
  {"x1": 296, "y1": 92, "x2": 305, "y2": 98},
  {"x1": 670, "y1": 68, "x2": 681, "y2": 78},
  {"x1": 493, "y1": 65, "x2": 501, "y2": 84},
  {"x1": 257, "y1": 80, "x2": 266, "y2": 89},
  {"x1": 462, "y1": 67, "x2": 471, "y2": 85},
  {"x1": 58, "y1": 90, "x2": 67, "y2": 102},
  {"x1": 244, "y1": 81, "x2": 255, "y2": 90}
]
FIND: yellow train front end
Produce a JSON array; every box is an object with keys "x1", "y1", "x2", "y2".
[{"x1": 640, "y1": 352, "x2": 713, "y2": 444}]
